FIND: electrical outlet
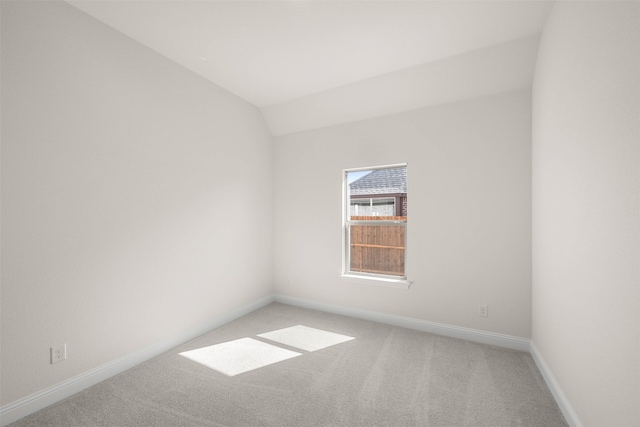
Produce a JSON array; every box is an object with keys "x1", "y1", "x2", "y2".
[
  {"x1": 51, "y1": 344, "x2": 67, "y2": 364},
  {"x1": 478, "y1": 305, "x2": 489, "y2": 317}
]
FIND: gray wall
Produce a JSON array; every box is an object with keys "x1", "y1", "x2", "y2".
[
  {"x1": 532, "y1": 1, "x2": 640, "y2": 425},
  {"x1": 1, "y1": 1, "x2": 273, "y2": 405},
  {"x1": 273, "y1": 89, "x2": 532, "y2": 339}
]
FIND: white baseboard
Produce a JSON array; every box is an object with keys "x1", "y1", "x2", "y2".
[
  {"x1": 3, "y1": 294, "x2": 578, "y2": 427},
  {"x1": 273, "y1": 294, "x2": 531, "y2": 352},
  {"x1": 0, "y1": 295, "x2": 275, "y2": 427},
  {"x1": 530, "y1": 341, "x2": 583, "y2": 427}
]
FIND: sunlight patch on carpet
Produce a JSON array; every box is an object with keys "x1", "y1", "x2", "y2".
[
  {"x1": 179, "y1": 337, "x2": 302, "y2": 376},
  {"x1": 258, "y1": 325, "x2": 355, "y2": 352}
]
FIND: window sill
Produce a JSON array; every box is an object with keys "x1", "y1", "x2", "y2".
[{"x1": 340, "y1": 274, "x2": 412, "y2": 290}]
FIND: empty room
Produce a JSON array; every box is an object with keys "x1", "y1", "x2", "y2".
[{"x1": 1, "y1": 1, "x2": 638, "y2": 426}]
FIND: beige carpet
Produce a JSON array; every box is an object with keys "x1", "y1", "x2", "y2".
[{"x1": 8, "y1": 303, "x2": 567, "y2": 426}]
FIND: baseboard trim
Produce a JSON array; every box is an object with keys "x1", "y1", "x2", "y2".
[
  {"x1": 4, "y1": 294, "x2": 579, "y2": 427},
  {"x1": 0, "y1": 295, "x2": 275, "y2": 427},
  {"x1": 529, "y1": 341, "x2": 583, "y2": 427},
  {"x1": 273, "y1": 294, "x2": 530, "y2": 352}
]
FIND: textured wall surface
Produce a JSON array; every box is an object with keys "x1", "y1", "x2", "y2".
[
  {"x1": 1, "y1": 1, "x2": 273, "y2": 406},
  {"x1": 273, "y1": 89, "x2": 532, "y2": 339},
  {"x1": 532, "y1": 2, "x2": 640, "y2": 425}
]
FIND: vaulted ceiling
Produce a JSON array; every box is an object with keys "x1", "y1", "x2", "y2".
[{"x1": 66, "y1": 1, "x2": 553, "y2": 135}]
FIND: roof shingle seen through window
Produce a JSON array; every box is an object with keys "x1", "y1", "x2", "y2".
[{"x1": 349, "y1": 167, "x2": 406, "y2": 196}]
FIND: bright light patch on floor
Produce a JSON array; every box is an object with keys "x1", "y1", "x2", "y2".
[
  {"x1": 179, "y1": 337, "x2": 302, "y2": 376},
  {"x1": 258, "y1": 325, "x2": 355, "y2": 352}
]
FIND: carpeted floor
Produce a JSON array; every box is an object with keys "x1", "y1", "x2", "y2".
[{"x1": 8, "y1": 303, "x2": 567, "y2": 426}]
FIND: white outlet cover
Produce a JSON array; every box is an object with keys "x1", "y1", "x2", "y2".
[
  {"x1": 478, "y1": 305, "x2": 489, "y2": 317},
  {"x1": 51, "y1": 344, "x2": 67, "y2": 364}
]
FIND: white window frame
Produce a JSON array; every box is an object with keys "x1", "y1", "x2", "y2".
[{"x1": 341, "y1": 163, "x2": 411, "y2": 289}]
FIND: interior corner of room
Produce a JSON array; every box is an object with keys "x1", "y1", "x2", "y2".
[{"x1": 1, "y1": 1, "x2": 638, "y2": 426}]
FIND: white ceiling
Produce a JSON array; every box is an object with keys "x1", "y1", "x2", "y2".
[{"x1": 67, "y1": 0, "x2": 552, "y2": 133}]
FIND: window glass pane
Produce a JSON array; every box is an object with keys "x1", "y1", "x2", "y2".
[
  {"x1": 349, "y1": 223, "x2": 405, "y2": 276},
  {"x1": 347, "y1": 167, "x2": 407, "y2": 219},
  {"x1": 345, "y1": 165, "x2": 407, "y2": 278},
  {"x1": 350, "y1": 198, "x2": 395, "y2": 217}
]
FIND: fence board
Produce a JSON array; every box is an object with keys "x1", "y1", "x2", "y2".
[{"x1": 349, "y1": 216, "x2": 406, "y2": 276}]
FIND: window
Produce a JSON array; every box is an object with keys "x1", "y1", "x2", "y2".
[
  {"x1": 342, "y1": 164, "x2": 408, "y2": 285},
  {"x1": 350, "y1": 197, "x2": 395, "y2": 217}
]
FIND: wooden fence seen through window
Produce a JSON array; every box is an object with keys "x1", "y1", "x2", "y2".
[{"x1": 349, "y1": 216, "x2": 406, "y2": 276}]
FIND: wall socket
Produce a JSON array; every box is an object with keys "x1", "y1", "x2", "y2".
[
  {"x1": 51, "y1": 344, "x2": 67, "y2": 364},
  {"x1": 478, "y1": 305, "x2": 489, "y2": 317}
]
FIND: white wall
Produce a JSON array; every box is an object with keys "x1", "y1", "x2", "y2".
[
  {"x1": 263, "y1": 35, "x2": 540, "y2": 136},
  {"x1": 532, "y1": 1, "x2": 640, "y2": 425},
  {"x1": 0, "y1": 1, "x2": 273, "y2": 406},
  {"x1": 273, "y1": 89, "x2": 532, "y2": 339}
]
